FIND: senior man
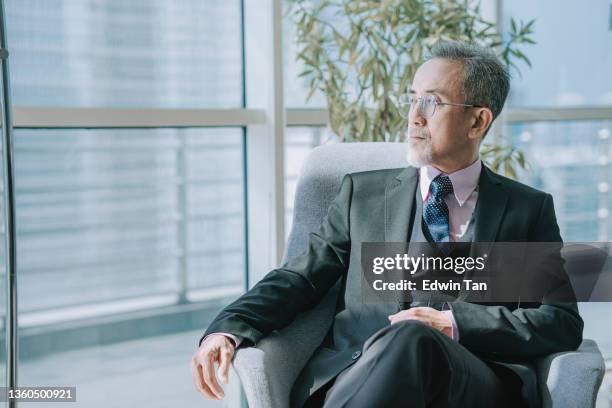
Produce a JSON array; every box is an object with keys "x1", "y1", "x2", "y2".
[{"x1": 191, "y1": 41, "x2": 582, "y2": 408}]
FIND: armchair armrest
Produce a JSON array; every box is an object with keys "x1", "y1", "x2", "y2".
[
  {"x1": 536, "y1": 339, "x2": 605, "y2": 408},
  {"x1": 232, "y1": 285, "x2": 339, "y2": 408}
]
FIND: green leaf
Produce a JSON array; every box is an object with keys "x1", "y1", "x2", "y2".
[
  {"x1": 298, "y1": 69, "x2": 314, "y2": 78},
  {"x1": 348, "y1": 50, "x2": 359, "y2": 67},
  {"x1": 306, "y1": 77, "x2": 319, "y2": 102}
]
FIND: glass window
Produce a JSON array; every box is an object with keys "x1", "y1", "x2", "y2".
[
  {"x1": 16, "y1": 128, "x2": 245, "y2": 312},
  {"x1": 6, "y1": 0, "x2": 243, "y2": 108},
  {"x1": 507, "y1": 120, "x2": 611, "y2": 242},
  {"x1": 16, "y1": 128, "x2": 245, "y2": 407},
  {"x1": 282, "y1": 2, "x2": 328, "y2": 108},
  {"x1": 507, "y1": 120, "x2": 612, "y2": 364},
  {"x1": 503, "y1": 0, "x2": 612, "y2": 107},
  {"x1": 0, "y1": 122, "x2": 7, "y2": 396},
  {"x1": 501, "y1": 4, "x2": 612, "y2": 397}
]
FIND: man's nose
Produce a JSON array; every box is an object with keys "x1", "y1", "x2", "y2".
[{"x1": 408, "y1": 103, "x2": 427, "y2": 127}]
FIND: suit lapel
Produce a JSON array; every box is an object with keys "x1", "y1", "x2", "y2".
[
  {"x1": 457, "y1": 165, "x2": 508, "y2": 301},
  {"x1": 473, "y1": 164, "x2": 509, "y2": 248},
  {"x1": 384, "y1": 166, "x2": 418, "y2": 242},
  {"x1": 384, "y1": 164, "x2": 508, "y2": 243},
  {"x1": 383, "y1": 167, "x2": 418, "y2": 310}
]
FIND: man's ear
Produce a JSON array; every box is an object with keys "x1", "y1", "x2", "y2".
[{"x1": 468, "y1": 108, "x2": 493, "y2": 140}]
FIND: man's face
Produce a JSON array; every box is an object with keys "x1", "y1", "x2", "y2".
[{"x1": 405, "y1": 58, "x2": 476, "y2": 168}]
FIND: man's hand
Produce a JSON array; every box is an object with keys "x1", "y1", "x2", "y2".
[
  {"x1": 388, "y1": 307, "x2": 453, "y2": 338},
  {"x1": 191, "y1": 334, "x2": 235, "y2": 400}
]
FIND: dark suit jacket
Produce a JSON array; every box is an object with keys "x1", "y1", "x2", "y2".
[{"x1": 202, "y1": 164, "x2": 583, "y2": 408}]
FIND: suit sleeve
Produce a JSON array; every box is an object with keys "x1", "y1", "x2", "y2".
[
  {"x1": 199, "y1": 174, "x2": 353, "y2": 347},
  {"x1": 449, "y1": 193, "x2": 584, "y2": 358}
]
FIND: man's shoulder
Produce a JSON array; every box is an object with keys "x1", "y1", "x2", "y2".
[
  {"x1": 344, "y1": 165, "x2": 553, "y2": 203},
  {"x1": 348, "y1": 167, "x2": 413, "y2": 186}
]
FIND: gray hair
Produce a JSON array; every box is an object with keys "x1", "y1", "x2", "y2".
[{"x1": 428, "y1": 41, "x2": 510, "y2": 136}]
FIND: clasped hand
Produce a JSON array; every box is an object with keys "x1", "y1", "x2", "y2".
[{"x1": 388, "y1": 306, "x2": 453, "y2": 338}]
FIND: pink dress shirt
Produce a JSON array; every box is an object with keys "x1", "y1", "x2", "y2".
[
  {"x1": 420, "y1": 159, "x2": 482, "y2": 341},
  {"x1": 204, "y1": 160, "x2": 482, "y2": 347},
  {"x1": 419, "y1": 159, "x2": 481, "y2": 242}
]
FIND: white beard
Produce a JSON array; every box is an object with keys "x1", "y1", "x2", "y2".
[{"x1": 406, "y1": 139, "x2": 433, "y2": 168}]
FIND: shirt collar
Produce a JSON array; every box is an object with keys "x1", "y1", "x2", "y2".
[{"x1": 419, "y1": 159, "x2": 482, "y2": 206}]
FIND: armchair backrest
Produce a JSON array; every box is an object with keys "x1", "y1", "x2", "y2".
[{"x1": 283, "y1": 142, "x2": 410, "y2": 264}]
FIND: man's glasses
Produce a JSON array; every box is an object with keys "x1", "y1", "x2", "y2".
[{"x1": 398, "y1": 93, "x2": 482, "y2": 119}]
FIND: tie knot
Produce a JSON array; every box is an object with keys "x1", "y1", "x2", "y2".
[{"x1": 430, "y1": 175, "x2": 453, "y2": 199}]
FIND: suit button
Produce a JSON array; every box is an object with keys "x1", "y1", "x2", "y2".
[{"x1": 351, "y1": 351, "x2": 361, "y2": 360}]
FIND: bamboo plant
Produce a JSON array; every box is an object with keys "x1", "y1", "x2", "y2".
[{"x1": 288, "y1": 0, "x2": 535, "y2": 178}]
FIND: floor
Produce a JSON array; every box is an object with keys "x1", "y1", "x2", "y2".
[
  {"x1": 16, "y1": 328, "x2": 612, "y2": 408},
  {"x1": 19, "y1": 329, "x2": 241, "y2": 408},
  {"x1": 597, "y1": 370, "x2": 612, "y2": 408}
]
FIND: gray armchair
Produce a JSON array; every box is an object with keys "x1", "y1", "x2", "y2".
[{"x1": 230, "y1": 142, "x2": 606, "y2": 408}]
